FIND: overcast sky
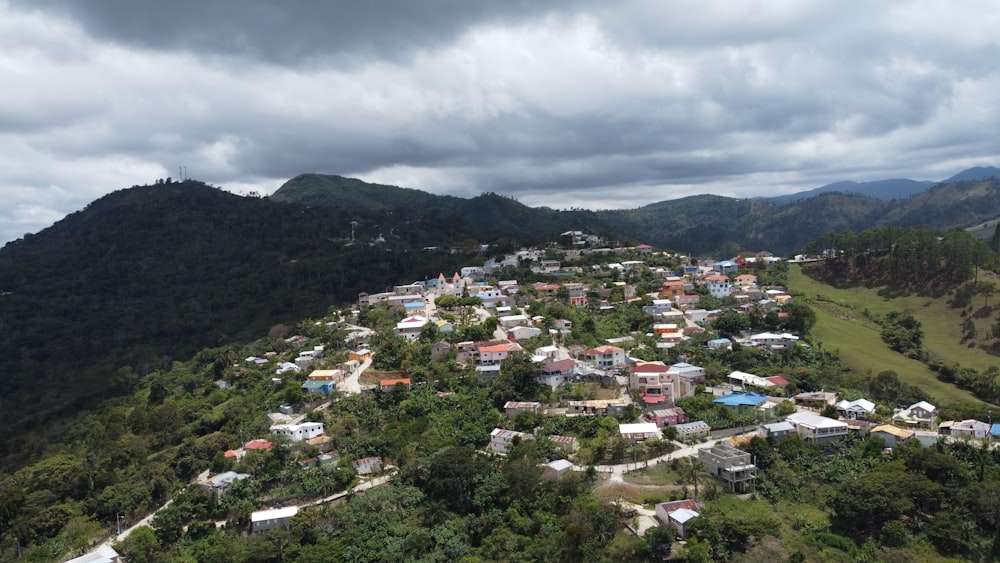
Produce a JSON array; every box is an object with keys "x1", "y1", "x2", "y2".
[{"x1": 3, "y1": 0, "x2": 1000, "y2": 245}]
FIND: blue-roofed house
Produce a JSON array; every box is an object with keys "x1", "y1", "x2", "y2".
[
  {"x1": 714, "y1": 393, "x2": 772, "y2": 418},
  {"x1": 992, "y1": 423, "x2": 1000, "y2": 441}
]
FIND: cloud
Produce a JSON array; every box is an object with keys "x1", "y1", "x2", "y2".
[{"x1": 2, "y1": 0, "x2": 1000, "y2": 245}]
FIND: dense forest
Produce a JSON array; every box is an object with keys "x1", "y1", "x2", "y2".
[{"x1": 0, "y1": 180, "x2": 490, "y2": 467}]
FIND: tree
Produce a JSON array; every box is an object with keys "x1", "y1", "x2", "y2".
[
  {"x1": 114, "y1": 525, "x2": 163, "y2": 563},
  {"x1": 713, "y1": 312, "x2": 750, "y2": 338},
  {"x1": 644, "y1": 524, "x2": 674, "y2": 561}
]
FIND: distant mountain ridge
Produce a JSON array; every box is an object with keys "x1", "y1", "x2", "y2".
[
  {"x1": 273, "y1": 168, "x2": 1000, "y2": 255},
  {"x1": 767, "y1": 178, "x2": 935, "y2": 204}
]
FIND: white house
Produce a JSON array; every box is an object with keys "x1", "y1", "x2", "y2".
[
  {"x1": 251, "y1": 506, "x2": 299, "y2": 534},
  {"x1": 509, "y1": 325, "x2": 542, "y2": 340},
  {"x1": 619, "y1": 422, "x2": 662, "y2": 443},
  {"x1": 785, "y1": 412, "x2": 849, "y2": 444},
  {"x1": 394, "y1": 315, "x2": 429, "y2": 340},
  {"x1": 704, "y1": 275, "x2": 730, "y2": 298},
  {"x1": 270, "y1": 422, "x2": 325, "y2": 442},
  {"x1": 490, "y1": 428, "x2": 535, "y2": 454},
  {"x1": 835, "y1": 398, "x2": 876, "y2": 420}
]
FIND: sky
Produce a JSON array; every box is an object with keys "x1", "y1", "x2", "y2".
[{"x1": 2, "y1": 0, "x2": 1000, "y2": 245}]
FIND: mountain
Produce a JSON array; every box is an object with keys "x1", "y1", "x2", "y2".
[
  {"x1": 767, "y1": 178, "x2": 934, "y2": 204},
  {"x1": 273, "y1": 173, "x2": 1000, "y2": 256},
  {"x1": 0, "y1": 180, "x2": 484, "y2": 463},
  {"x1": 271, "y1": 174, "x2": 618, "y2": 243},
  {"x1": 944, "y1": 166, "x2": 1000, "y2": 182}
]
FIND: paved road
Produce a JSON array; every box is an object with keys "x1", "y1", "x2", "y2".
[
  {"x1": 580, "y1": 431, "x2": 760, "y2": 482},
  {"x1": 339, "y1": 357, "x2": 373, "y2": 395}
]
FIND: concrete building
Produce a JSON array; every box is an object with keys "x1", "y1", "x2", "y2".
[
  {"x1": 698, "y1": 443, "x2": 756, "y2": 492},
  {"x1": 251, "y1": 506, "x2": 299, "y2": 534}
]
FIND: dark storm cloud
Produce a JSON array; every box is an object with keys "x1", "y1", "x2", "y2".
[
  {"x1": 11, "y1": 0, "x2": 568, "y2": 65},
  {"x1": 2, "y1": 0, "x2": 1000, "y2": 245}
]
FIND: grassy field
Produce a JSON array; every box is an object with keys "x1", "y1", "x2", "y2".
[{"x1": 788, "y1": 265, "x2": 998, "y2": 409}]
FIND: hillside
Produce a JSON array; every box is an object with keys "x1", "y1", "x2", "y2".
[
  {"x1": 768, "y1": 177, "x2": 934, "y2": 203},
  {"x1": 0, "y1": 180, "x2": 481, "y2": 464},
  {"x1": 273, "y1": 172, "x2": 1000, "y2": 255}
]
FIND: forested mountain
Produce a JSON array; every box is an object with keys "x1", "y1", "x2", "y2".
[
  {"x1": 767, "y1": 177, "x2": 934, "y2": 203},
  {"x1": 0, "y1": 180, "x2": 484, "y2": 465},
  {"x1": 274, "y1": 172, "x2": 1000, "y2": 255}
]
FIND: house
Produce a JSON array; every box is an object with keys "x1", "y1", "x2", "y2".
[
  {"x1": 504, "y1": 401, "x2": 541, "y2": 419},
  {"x1": 761, "y1": 421, "x2": 795, "y2": 441},
  {"x1": 297, "y1": 451, "x2": 342, "y2": 469},
  {"x1": 301, "y1": 380, "x2": 335, "y2": 394},
  {"x1": 535, "y1": 345, "x2": 561, "y2": 361},
  {"x1": 431, "y1": 340, "x2": 452, "y2": 360},
  {"x1": 489, "y1": 428, "x2": 535, "y2": 454},
  {"x1": 836, "y1": 398, "x2": 876, "y2": 420},
  {"x1": 749, "y1": 332, "x2": 799, "y2": 351},
  {"x1": 499, "y1": 314, "x2": 530, "y2": 328},
  {"x1": 395, "y1": 315, "x2": 429, "y2": 340},
  {"x1": 477, "y1": 341, "x2": 523, "y2": 366},
  {"x1": 713, "y1": 392, "x2": 770, "y2": 417},
  {"x1": 785, "y1": 412, "x2": 849, "y2": 444},
  {"x1": 304, "y1": 435, "x2": 334, "y2": 452},
  {"x1": 642, "y1": 299, "x2": 674, "y2": 316},
  {"x1": 380, "y1": 378, "x2": 411, "y2": 392},
  {"x1": 645, "y1": 407, "x2": 687, "y2": 427},
  {"x1": 349, "y1": 348, "x2": 372, "y2": 363},
  {"x1": 704, "y1": 275, "x2": 731, "y2": 298},
  {"x1": 564, "y1": 282, "x2": 587, "y2": 306},
  {"x1": 510, "y1": 325, "x2": 542, "y2": 340},
  {"x1": 539, "y1": 358, "x2": 575, "y2": 389},
  {"x1": 671, "y1": 362, "x2": 706, "y2": 385},
  {"x1": 251, "y1": 506, "x2": 299, "y2": 534},
  {"x1": 567, "y1": 399, "x2": 628, "y2": 417},
  {"x1": 655, "y1": 499, "x2": 700, "y2": 538},
  {"x1": 698, "y1": 443, "x2": 756, "y2": 492},
  {"x1": 675, "y1": 294, "x2": 701, "y2": 308},
  {"x1": 270, "y1": 422, "x2": 325, "y2": 442},
  {"x1": 659, "y1": 279, "x2": 687, "y2": 300},
  {"x1": 631, "y1": 362, "x2": 693, "y2": 406},
  {"x1": 580, "y1": 345, "x2": 626, "y2": 369},
  {"x1": 353, "y1": 457, "x2": 384, "y2": 475},
  {"x1": 734, "y1": 274, "x2": 757, "y2": 287},
  {"x1": 893, "y1": 401, "x2": 938, "y2": 428},
  {"x1": 547, "y1": 434, "x2": 580, "y2": 452},
  {"x1": 67, "y1": 546, "x2": 120, "y2": 563},
  {"x1": 727, "y1": 371, "x2": 778, "y2": 391},
  {"x1": 707, "y1": 338, "x2": 732, "y2": 350},
  {"x1": 712, "y1": 260, "x2": 739, "y2": 275},
  {"x1": 619, "y1": 422, "x2": 662, "y2": 443},
  {"x1": 674, "y1": 421, "x2": 711, "y2": 440},
  {"x1": 542, "y1": 459, "x2": 574, "y2": 479},
  {"x1": 870, "y1": 424, "x2": 915, "y2": 447},
  {"x1": 939, "y1": 419, "x2": 990, "y2": 440},
  {"x1": 198, "y1": 471, "x2": 250, "y2": 496},
  {"x1": 794, "y1": 391, "x2": 838, "y2": 408}
]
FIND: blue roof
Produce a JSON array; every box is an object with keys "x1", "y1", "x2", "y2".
[
  {"x1": 991, "y1": 423, "x2": 1000, "y2": 436},
  {"x1": 714, "y1": 392, "x2": 769, "y2": 407}
]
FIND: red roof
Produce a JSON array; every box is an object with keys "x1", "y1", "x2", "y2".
[
  {"x1": 640, "y1": 394, "x2": 667, "y2": 404},
  {"x1": 658, "y1": 499, "x2": 699, "y2": 513},
  {"x1": 704, "y1": 275, "x2": 728, "y2": 282},
  {"x1": 381, "y1": 378, "x2": 411, "y2": 386},
  {"x1": 544, "y1": 358, "x2": 576, "y2": 372},
  {"x1": 766, "y1": 376, "x2": 789, "y2": 386},
  {"x1": 245, "y1": 439, "x2": 273, "y2": 451}
]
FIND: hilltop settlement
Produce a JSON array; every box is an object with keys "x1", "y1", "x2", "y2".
[{"x1": 30, "y1": 226, "x2": 1000, "y2": 562}]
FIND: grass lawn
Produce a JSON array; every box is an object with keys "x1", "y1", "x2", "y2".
[{"x1": 789, "y1": 265, "x2": 997, "y2": 409}]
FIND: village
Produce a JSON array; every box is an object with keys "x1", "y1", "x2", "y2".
[{"x1": 76, "y1": 231, "x2": 1000, "y2": 562}]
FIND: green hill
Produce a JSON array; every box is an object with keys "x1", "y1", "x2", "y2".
[{"x1": 272, "y1": 174, "x2": 1000, "y2": 255}]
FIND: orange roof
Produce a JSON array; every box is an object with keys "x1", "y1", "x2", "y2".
[
  {"x1": 380, "y1": 378, "x2": 411, "y2": 386},
  {"x1": 705, "y1": 275, "x2": 728, "y2": 281},
  {"x1": 479, "y1": 343, "x2": 519, "y2": 353}
]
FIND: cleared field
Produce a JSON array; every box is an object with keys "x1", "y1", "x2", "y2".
[{"x1": 788, "y1": 265, "x2": 996, "y2": 409}]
